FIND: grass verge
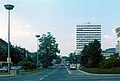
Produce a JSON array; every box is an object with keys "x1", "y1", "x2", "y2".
[
  {"x1": 0, "y1": 72, "x2": 8, "y2": 75},
  {"x1": 19, "y1": 68, "x2": 46, "y2": 75},
  {"x1": 0, "y1": 68, "x2": 46, "y2": 75},
  {"x1": 81, "y1": 67, "x2": 120, "y2": 74}
]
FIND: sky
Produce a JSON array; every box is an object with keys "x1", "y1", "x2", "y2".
[{"x1": 0, "y1": 0, "x2": 120, "y2": 56}]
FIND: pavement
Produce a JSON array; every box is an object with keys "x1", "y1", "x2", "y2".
[{"x1": 0, "y1": 74, "x2": 13, "y2": 77}]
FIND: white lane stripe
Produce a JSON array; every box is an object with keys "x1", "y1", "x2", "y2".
[
  {"x1": 65, "y1": 66, "x2": 72, "y2": 74},
  {"x1": 39, "y1": 69, "x2": 57, "y2": 81}
]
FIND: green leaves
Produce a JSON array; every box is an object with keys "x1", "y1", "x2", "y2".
[
  {"x1": 38, "y1": 32, "x2": 60, "y2": 68},
  {"x1": 115, "y1": 27, "x2": 120, "y2": 38},
  {"x1": 81, "y1": 39, "x2": 102, "y2": 68}
]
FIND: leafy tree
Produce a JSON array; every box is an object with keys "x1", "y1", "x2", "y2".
[
  {"x1": 38, "y1": 32, "x2": 60, "y2": 68},
  {"x1": 68, "y1": 53, "x2": 77, "y2": 63},
  {"x1": 99, "y1": 53, "x2": 120, "y2": 68},
  {"x1": 81, "y1": 39, "x2": 102, "y2": 68},
  {"x1": 0, "y1": 37, "x2": 27, "y2": 65},
  {"x1": 116, "y1": 27, "x2": 120, "y2": 37},
  {"x1": 19, "y1": 59, "x2": 36, "y2": 71}
]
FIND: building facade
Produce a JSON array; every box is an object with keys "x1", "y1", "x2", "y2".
[
  {"x1": 76, "y1": 22, "x2": 101, "y2": 51},
  {"x1": 116, "y1": 41, "x2": 120, "y2": 56}
]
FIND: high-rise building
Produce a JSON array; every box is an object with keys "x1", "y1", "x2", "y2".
[
  {"x1": 116, "y1": 41, "x2": 120, "y2": 56},
  {"x1": 76, "y1": 22, "x2": 101, "y2": 51}
]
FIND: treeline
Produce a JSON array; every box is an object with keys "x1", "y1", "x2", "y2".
[
  {"x1": 0, "y1": 38, "x2": 30, "y2": 65},
  {"x1": 67, "y1": 39, "x2": 120, "y2": 69}
]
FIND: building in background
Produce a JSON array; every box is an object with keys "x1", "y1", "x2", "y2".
[
  {"x1": 116, "y1": 41, "x2": 120, "y2": 56},
  {"x1": 76, "y1": 22, "x2": 101, "y2": 52},
  {"x1": 105, "y1": 48, "x2": 116, "y2": 53},
  {"x1": 101, "y1": 48, "x2": 116, "y2": 59}
]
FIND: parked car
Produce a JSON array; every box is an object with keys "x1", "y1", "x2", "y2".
[
  {"x1": 69, "y1": 64, "x2": 77, "y2": 70},
  {"x1": 0, "y1": 66, "x2": 8, "y2": 72},
  {"x1": 11, "y1": 66, "x2": 17, "y2": 70},
  {"x1": 11, "y1": 66, "x2": 22, "y2": 70},
  {"x1": 16, "y1": 66, "x2": 22, "y2": 70}
]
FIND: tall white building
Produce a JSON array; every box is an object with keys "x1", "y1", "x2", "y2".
[
  {"x1": 116, "y1": 41, "x2": 120, "y2": 56},
  {"x1": 76, "y1": 22, "x2": 101, "y2": 51}
]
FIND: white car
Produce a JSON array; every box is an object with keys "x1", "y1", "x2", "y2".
[{"x1": 69, "y1": 64, "x2": 77, "y2": 70}]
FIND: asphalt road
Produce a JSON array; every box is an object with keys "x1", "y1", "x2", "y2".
[{"x1": 0, "y1": 66, "x2": 120, "y2": 81}]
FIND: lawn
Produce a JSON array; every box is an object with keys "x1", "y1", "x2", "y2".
[
  {"x1": 81, "y1": 67, "x2": 120, "y2": 74},
  {"x1": 0, "y1": 72, "x2": 8, "y2": 75},
  {"x1": 0, "y1": 68, "x2": 46, "y2": 75}
]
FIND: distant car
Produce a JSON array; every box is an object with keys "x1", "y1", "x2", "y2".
[
  {"x1": 16, "y1": 66, "x2": 22, "y2": 70},
  {"x1": 11, "y1": 66, "x2": 22, "y2": 70},
  {"x1": 69, "y1": 64, "x2": 77, "y2": 70},
  {"x1": 0, "y1": 66, "x2": 8, "y2": 72},
  {"x1": 11, "y1": 66, "x2": 17, "y2": 70}
]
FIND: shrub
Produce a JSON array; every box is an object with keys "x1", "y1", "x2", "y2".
[
  {"x1": 99, "y1": 60, "x2": 112, "y2": 69},
  {"x1": 19, "y1": 59, "x2": 37, "y2": 71}
]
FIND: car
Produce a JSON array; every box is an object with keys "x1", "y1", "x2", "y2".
[
  {"x1": 16, "y1": 66, "x2": 22, "y2": 70},
  {"x1": 11, "y1": 66, "x2": 22, "y2": 70},
  {"x1": 69, "y1": 64, "x2": 77, "y2": 70},
  {"x1": 0, "y1": 66, "x2": 8, "y2": 72},
  {"x1": 11, "y1": 66, "x2": 17, "y2": 70}
]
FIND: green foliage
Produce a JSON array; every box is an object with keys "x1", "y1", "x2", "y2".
[
  {"x1": 68, "y1": 53, "x2": 75, "y2": 63},
  {"x1": 19, "y1": 59, "x2": 36, "y2": 71},
  {"x1": 82, "y1": 67, "x2": 120, "y2": 74},
  {"x1": 80, "y1": 39, "x2": 102, "y2": 68},
  {"x1": 99, "y1": 54, "x2": 120, "y2": 69},
  {"x1": 99, "y1": 60, "x2": 112, "y2": 69},
  {"x1": 55, "y1": 56, "x2": 62, "y2": 64},
  {"x1": 116, "y1": 27, "x2": 120, "y2": 37},
  {"x1": 0, "y1": 38, "x2": 32, "y2": 65},
  {"x1": 38, "y1": 32, "x2": 60, "y2": 68}
]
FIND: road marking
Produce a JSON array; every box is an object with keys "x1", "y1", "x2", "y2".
[
  {"x1": 39, "y1": 69, "x2": 57, "y2": 81},
  {"x1": 65, "y1": 66, "x2": 72, "y2": 74}
]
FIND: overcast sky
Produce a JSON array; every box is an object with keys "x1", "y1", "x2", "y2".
[{"x1": 0, "y1": 0, "x2": 120, "y2": 56}]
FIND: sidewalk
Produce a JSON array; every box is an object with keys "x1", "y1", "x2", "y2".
[
  {"x1": 0, "y1": 74, "x2": 13, "y2": 78},
  {"x1": 0, "y1": 73, "x2": 17, "y2": 78}
]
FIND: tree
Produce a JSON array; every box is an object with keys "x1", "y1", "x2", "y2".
[
  {"x1": 81, "y1": 39, "x2": 102, "y2": 68},
  {"x1": 19, "y1": 59, "x2": 36, "y2": 71},
  {"x1": 68, "y1": 53, "x2": 76, "y2": 63},
  {"x1": 116, "y1": 27, "x2": 120, "y2": 37},
  {"x1": 38, "y1": 32, "x2": 60, "y2": 68},
  {"x1": 99, "y1": 53, "x2": 120, "y2": 68}
]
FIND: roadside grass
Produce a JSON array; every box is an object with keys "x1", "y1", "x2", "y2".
[
  {"x1": 0, "y1": 68, "x2": 46, "y2": 75},
  {"x1": 81, "y1": 67, "x2": 120, "y2": 74},
  {"x1": 19, "y1": 68, "x2": 46, "y2": 75},
  {"x1": 0, "y1": 72, "x2": 8, "y2": 75}
]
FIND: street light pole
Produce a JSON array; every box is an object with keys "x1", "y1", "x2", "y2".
[
  {"x1": 35, "y1": 35, "x2": 40, "y2": 68},
  {"x1": 4, "y1": 4, "x2": 14, "y2": 74}
]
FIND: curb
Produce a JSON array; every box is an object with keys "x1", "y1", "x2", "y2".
[
  {"x1": 78, "y1": 69, "x2": 120, "y2": 76},
  {"x1": 0, "y1": 74, "x2": 13, "y2": 78}
]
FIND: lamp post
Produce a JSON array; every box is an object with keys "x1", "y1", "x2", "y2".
[
  {"x1": 4, "y1": 4, "x2": 14, "y2": 74},
  {"x1": 35, "y1": 35, "x2": 40, "y2": 68}
]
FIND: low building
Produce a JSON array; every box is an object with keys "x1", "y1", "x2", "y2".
[{"x1": 101, "y1": 51, "x2": 114, "y2": 59}]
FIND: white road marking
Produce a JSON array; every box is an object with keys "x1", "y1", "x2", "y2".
[
  {"x1": 65, "y1": 66, "x2": 72, "y2": 74},
  {"x1": 39, "y1": 69, "x2": 57, "y2": 81}
]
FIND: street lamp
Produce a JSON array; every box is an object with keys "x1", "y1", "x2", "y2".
[
  {"x1": 4, "y1": 4, "x2": 14, "y2": 74},
  {"x1": 35, "y1": 35, "x2": 40, "y2": 68}
]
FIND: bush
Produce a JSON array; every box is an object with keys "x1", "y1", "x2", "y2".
[
  {"x1": 19, "y1": 59, "x2": 37, "y2": 71},
  {"x1": 99, "y1": 58, "x2": 120, "y2": 69},
  {"x1": 99, "y1": 60, "x2": 112, "y2": 68}
]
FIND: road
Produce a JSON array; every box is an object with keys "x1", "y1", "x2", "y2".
[{"x1": 0, "y1": 66, "x2": 120, "y2": 81}]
